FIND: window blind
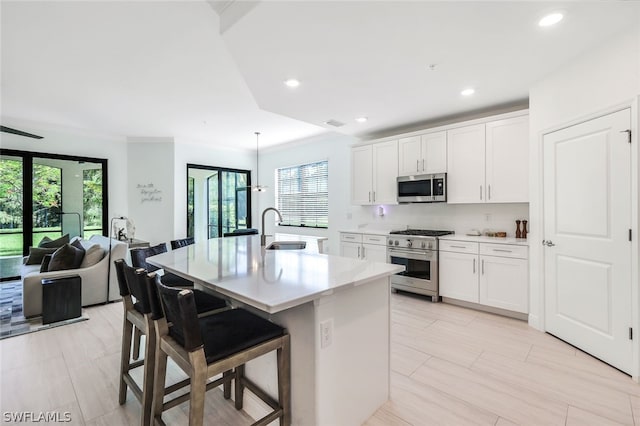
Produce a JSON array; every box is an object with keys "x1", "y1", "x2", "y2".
[{"x1": 276, "y1": 160, "x2": 328, "y2": 228}]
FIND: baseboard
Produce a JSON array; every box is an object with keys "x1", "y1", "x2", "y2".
[{"x1": 441, "y1": 297, "x2": 528, "y2": 321}]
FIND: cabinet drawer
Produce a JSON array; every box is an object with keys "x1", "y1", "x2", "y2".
[
  {"x1": 480, "y1": 243, "x2": 528, "y2": 259},
  {"x1": 439, "y1": 240, "x2": 479, "y2": 254},
  {"x1": 363, "y1": 234, "x2": 387, "y2": 245},
  {"x1": 340, "y1": 233, "x2": 363, "y2": 243}
]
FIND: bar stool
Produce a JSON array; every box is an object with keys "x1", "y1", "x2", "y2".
[
  {"x1": 170, "y1": 237, "x2": 194, "y2": 250},
  {"x1": 146, "y1": 275, "x2": 291, "y2": 426},
  {"x1": 115, "y1": 260, "x2": 229, "y2": 426}
]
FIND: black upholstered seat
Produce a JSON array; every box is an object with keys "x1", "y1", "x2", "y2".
[
  {"x1": 170, "y1": 237, "x2": 194, "y2": 250},
  {"x1": 147, "y1": 277, "x2": 291, "y2": 426},
  {"x1": 130, "y1": 243, "x2": 194, "y2": 288}
]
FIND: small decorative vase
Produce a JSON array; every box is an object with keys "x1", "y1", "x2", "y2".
[
  {"x1": 522, "y1": 220, "x2": 528, "y2": 239},
  {"x1": 515, "y1": 220, "x2": 522, "y2": 238}
]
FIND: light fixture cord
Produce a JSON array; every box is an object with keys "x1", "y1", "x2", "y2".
[{"x1": 255, "y1": 132, "x2": 260, "y2": 188}]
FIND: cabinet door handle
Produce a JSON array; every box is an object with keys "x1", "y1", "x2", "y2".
[
  {"x1": 482, "y1": 259, "x2": 485, "y2": 275},
  {"x1": 422, "y1": 159, "x2": 425, "y2": 171},
  {"x1": 488, "y1": 185, "x2": 491, "y2": 200},
  {"x1": 362, "y1": 246, "x2": 365, "y2": 258},
  {"x1": 369, "y1": 192, "x2": 371, "y2": 202},
  {"x1": 416, "y1": 159, "x2": 419, "y2": 172},
  {"x1": 473, "y1": 258, "x2": 476, "y2": 274},
  {"x1": 358, "y1": 246, "x2": 361, "y2": 258},
  {"x1": 480, "y1": 185, "x2": 483, "y2": 201},
  {"x1": 373, "y1": 191, "x2": 376, "y2": 202}
]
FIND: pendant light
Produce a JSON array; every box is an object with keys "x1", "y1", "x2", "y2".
[{"x1": 252, "y1": 132, "x2": 267, "y2": 192}]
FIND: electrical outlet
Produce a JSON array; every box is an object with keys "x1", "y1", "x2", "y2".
[
  {"x1": 485, "y1": 213, "x2": 492, "y2": 222},
  {"x1": 320, "y1": 319, "x2": 333, "y2": 348}
]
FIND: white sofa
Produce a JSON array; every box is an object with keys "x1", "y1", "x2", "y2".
[{"x1": 21, "y1": 235, "x2": 127, "y2": 318}]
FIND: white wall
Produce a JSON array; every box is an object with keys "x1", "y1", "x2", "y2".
[
  {"x1": 127, "y1": 138, "x2": 176, "y2": 246},
  {"x1": 528, "y1": 25, "x2": 640, "y2": 333},
  {"x1": 0, "y1": 117, "x2": 128, "y2": 228}
]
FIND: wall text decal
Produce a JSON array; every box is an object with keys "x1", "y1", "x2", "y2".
[{"x1": 137, "y1": 183, "x2": 163, "y2": 203}]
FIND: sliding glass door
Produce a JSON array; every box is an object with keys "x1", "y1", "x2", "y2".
[
  {"x1": 187, "y1": 164, "x2": 251, "y2": 241},
  {"x1": 0, "y1": 149, "x2": 108, "y2": 280}
]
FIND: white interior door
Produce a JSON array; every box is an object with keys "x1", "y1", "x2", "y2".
[{"x1": 543, "y1": 108, "x2": 632, "y2": 374}]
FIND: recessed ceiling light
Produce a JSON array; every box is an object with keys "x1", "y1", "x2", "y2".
[
  {"x1": 284, "y1": 78, "x2": 300, "y2": 88},
  {"x1": 538, "y1": 12, "x2": 563, "y2": 27},
  {"x1": 461, "y1": 88, "x2": 475, "y2": 96},
  {"x1": 355, "y1": 116, "x2": 368, "y2": 123}
]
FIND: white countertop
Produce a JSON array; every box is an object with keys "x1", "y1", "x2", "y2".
[
  {"x1": 439, "y1": 234, "x2": 530, "y2": 246},
  {"x1": 147, "y1": 235, "x2": 404, "y2": 314},
  {"x1": 339, "y1": 228, "x2": 394, "y2": 236}
]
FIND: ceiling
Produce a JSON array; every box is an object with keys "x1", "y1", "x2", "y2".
[{"x1": 2, "y1": 1, "x2": 639, "y2": 150}]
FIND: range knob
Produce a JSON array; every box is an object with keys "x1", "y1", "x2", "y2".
[
  {"x1": 407, "y1": 240, "x2": 413, "y2": 248},
  {"x1": 421, "y1": 241, "x2": 426, "y2": 249},
  {"x1": 394, "y1": 240, "x2": 399, "y2": 246},
  {"x1": 428, "y1": 242, "x2": 433, "y2": 249},
  {"x1": 388, "y1": 240, "x2": 393, "y2": 246}
]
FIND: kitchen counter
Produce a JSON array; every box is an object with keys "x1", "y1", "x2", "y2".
[
  {"x1": 439, "y1": 234, "x2": 530, "y2": 246},
  {"x1": 147, "y1": 235, "x2": 403, "y2": 425}
]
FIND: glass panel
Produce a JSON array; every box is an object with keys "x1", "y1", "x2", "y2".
[
  {"x1": 32, "y1": 162, "x2": 62, "y2": 246},
  {"x1": 0, "y1": 155, "x2": 24, "y2": 279},
  {"x1": 187, "y1": 176, "x2": 195, "y2": 238},
  {"x1": 207, "y1": 172, "x2": 219, "y2": 238},
  {"x1": 221, "y1": 171, "x2": 250, "y2": 235},
  {"x1": 83, "y1": 167, "x2": 103, "y2": 238},
  {"x1": 390, "y1": 256, "x2": 431, "y2": 281},
  {"x1": 398, "y1": 179, "x2": 431, "y2": 197}
]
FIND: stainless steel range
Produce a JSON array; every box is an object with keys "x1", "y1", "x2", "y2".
[{"x1": 387, "y1": 229, "x2": 454, "y2": 301}]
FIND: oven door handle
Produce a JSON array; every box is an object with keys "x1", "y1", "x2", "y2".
[{"x1": 388, "y1": 249, "x2": 434, "y2": 261}]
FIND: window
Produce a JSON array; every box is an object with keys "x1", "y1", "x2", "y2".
[{"x1": 276, "y1": 160, "x2": 328, "y2": 228}]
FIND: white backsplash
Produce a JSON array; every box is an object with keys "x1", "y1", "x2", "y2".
[{"x1": 348, "y1": 202, "x2": 530, "y2": 238}]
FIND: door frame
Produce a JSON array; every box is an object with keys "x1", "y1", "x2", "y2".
[{"x1": 533, "y1": 97, "x2": 639, "y2": 379}]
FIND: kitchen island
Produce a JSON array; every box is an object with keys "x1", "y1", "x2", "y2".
[{"x1": 147, "y1": 235, "x2": 403, "y2": 426}]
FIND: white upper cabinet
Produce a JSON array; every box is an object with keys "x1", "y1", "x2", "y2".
[
  {"x1": 351, "y1": 140, "x2": 398, "y2": 205},
  {"x1": 447, "y1": 124, "x2": 486, "y2": 203},
  {"x1": 447, "y1": 115, "x2": 529, "y2": 204},
  {"x1": 398, "y1": 131, "x2": 447, "y2": 176},
  {"x1": 485, "y1": 115, "x2": 529, "y2": 203},
  {"x1": 351, "y1": 145, "x2": 374, "y2": 205}
]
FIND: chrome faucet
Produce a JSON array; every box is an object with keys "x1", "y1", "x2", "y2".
[{"x1": 261, "y1": 207, "x2": 283, "y2": 246}]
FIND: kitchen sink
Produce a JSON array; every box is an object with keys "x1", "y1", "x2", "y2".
[{"x1": 265, "y1": 241, "x2": 307, "y2": 250}]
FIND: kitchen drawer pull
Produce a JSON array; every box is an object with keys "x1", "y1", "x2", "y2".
[
  {"x1": 449, "y1": 245, "x2": 467, "y2": 249},
  {"x1": 345, "y1": 236, "x2": 355, "y2": 240},
  {"x1": 492, "y1": 249, "x2": 512, "y2": 253}
]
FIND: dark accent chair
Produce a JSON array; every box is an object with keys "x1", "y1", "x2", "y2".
[
  {"x1": 115, "y1": 260, "x2": 229, "y2": 426},
  {"x1": 130, "y1": 243, "x2": 194, "y2": 288},
  {"x1": 170, "y1": 237, "x2": 195, "y2": 250},
  {"x1": 147, "y1": 276, "x2": 291, "y2": 426}
]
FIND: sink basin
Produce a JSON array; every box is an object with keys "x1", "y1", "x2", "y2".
[{"x1": 265, "y1": 241, "x2": 307, "y2": 250}]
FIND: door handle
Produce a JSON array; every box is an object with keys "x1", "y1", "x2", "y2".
[
  {"x1": 488, "y1": 185, "x2": 491, "y2": 200},
  {"x1": 373, "y1": 191, "x2": 376, "y2": 202},
  {"x1": 542, "y1": 240, "x2": 556, "y2": 247},
  {"x1": 481, "y1": 259, "x2": 484, "y2": 275},
  {"x1": 422, "y1": 159, "x2": 425, "y2": 171},
  {"x1": 473, "y1": 258, "x2": 476, "y2": 273},
  {"x1": 362, "y1": 246, "x2": 365, "y2": 259},
  {"x1": 480, "y1": 185, "x2": 483, "y2": 201},
  {"x1": 368, "y1": 192, "x2": 371, "y2": 203}
]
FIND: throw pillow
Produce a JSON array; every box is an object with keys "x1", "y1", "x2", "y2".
[
  {"x1": 47, "y1": 243, "x2": 84, "y2": 272},
  {"x1": 38, "y1": 234, "x2": 70, "y2": 248},
  {"x1": 80, "y1": 244, "x2": 105, "y2": 268},
  {"x1": 25, "y1": 247, "x2": 57, "y2": 265},
  {"x1": 39, "y1": 254, "x2": 53, "y2": 273},
  {"x1": 71, "y1": 239, "x2": 86, "y2": 263}
]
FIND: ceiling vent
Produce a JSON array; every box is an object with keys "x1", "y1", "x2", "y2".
[{"x1": 324, "y1": 119, "x2": 345, "y2": 128}]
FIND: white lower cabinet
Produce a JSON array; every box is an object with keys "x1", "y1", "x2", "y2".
[
  {"x1": 439, "y1": 240, "x2": 528, "y2": 314},
  {"x1": 340, "y1": 232, "x2": 388, "y2": 262}
]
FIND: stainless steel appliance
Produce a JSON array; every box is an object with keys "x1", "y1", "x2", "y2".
[
  {"x1": 387, "y1": 229, "x2": 453, "y2": 301},
  {"x1": 397, "y1": 173, "x2": 446, "y2": 203}
]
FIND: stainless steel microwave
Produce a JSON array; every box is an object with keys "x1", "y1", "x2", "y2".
[{"x1": 397, "y1": 173, "x2": 446, "y2": 203}]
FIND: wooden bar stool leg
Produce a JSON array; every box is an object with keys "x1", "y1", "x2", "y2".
[
  {"x1": 119, "y1": 317, "x2": 134, "y2": 405},
  {"x1": 140, "y1": 317, "x2": 155, "y2": 426},
  {"x1": 188, "y1": 351, "x2": 207, "y2": 426},
  {"x1": 132, "y1": 327, "x2": 142, "y2": 360},
  {"x1": 222, "y1": 370, "x2": 232, "y2": 399},
  {"x1": 234, "y1": 364, "x2": 245, "y2": 410},
  {"x1": 278, "y1": 335, "x2": 292, "y2": 426},
  {"x1": 151, "y1": 347, "x2": 168, "y2": 425}
]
